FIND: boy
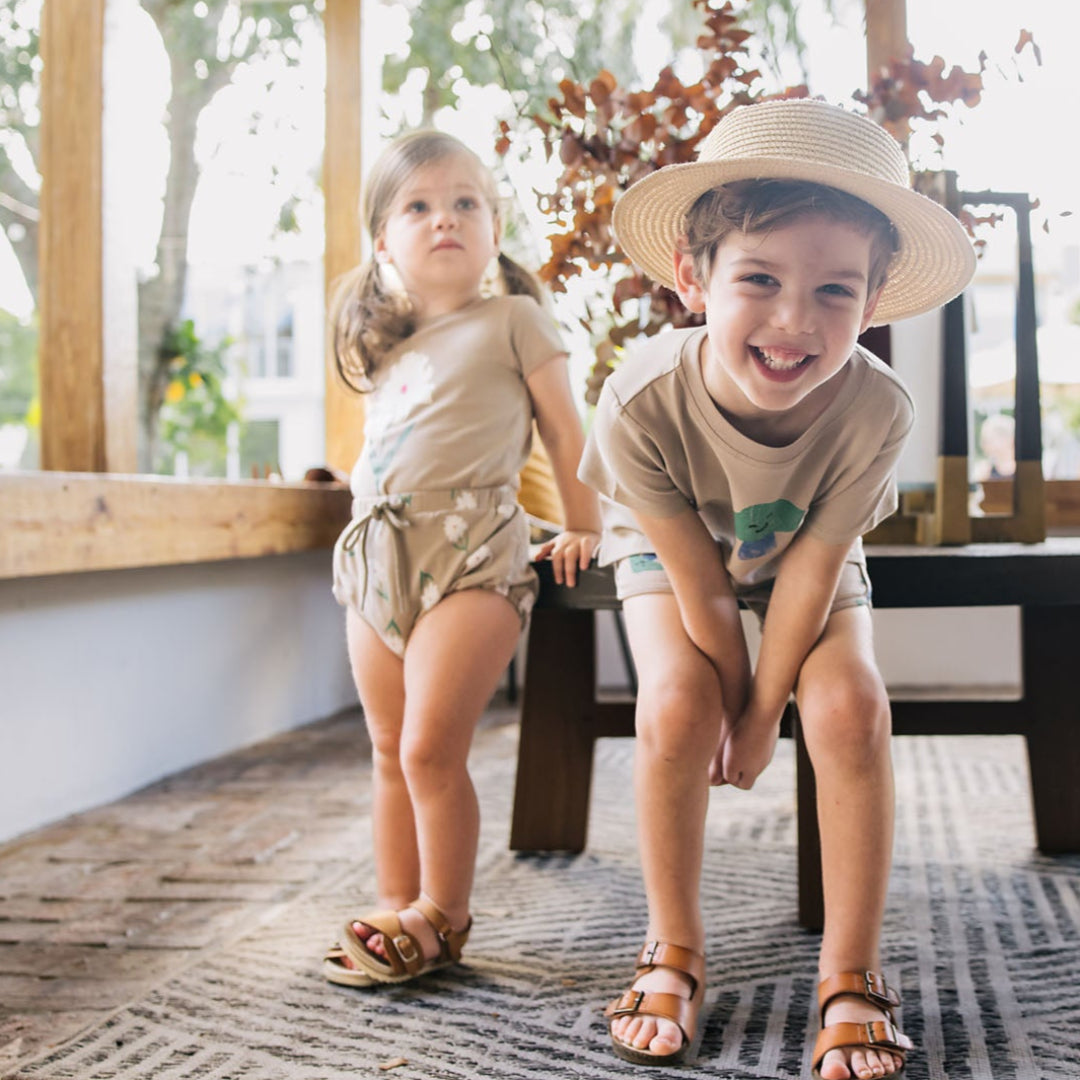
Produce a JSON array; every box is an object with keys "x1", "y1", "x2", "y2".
[{"x1": 579, "y1": 99, "x2": 975, "y2": 1078}]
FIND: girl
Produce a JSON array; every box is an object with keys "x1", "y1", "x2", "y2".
[{"x1": 322, "y1": 130, "x2": 601, "y2": 987}]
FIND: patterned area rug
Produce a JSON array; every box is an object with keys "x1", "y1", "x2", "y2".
[{"x1": 9, "y1": 726, "x2": 1080, "y2": 1080}]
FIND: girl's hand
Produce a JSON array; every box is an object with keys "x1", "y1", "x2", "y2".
[
  {"x1": 535, "y1": 529, "x2": 600, "y2": 588},
  {"x1": 717, "y1": 703, "x2": 783, "y2": 790}
]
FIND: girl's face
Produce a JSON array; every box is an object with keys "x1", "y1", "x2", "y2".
[
  {"x1": 673, "y1": 214, "x2": 881, "y2": 426},
  {"x1": 374, "y1": 153, "x2": 499, "y2": 318}
]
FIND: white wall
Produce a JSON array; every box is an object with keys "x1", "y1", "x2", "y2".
[
  {"x1": 0, "y1": 552, "x2": 356, "y2": 845},
  {"x1": 595, "y1": 607, "x2": 1022, "y2": 696}
]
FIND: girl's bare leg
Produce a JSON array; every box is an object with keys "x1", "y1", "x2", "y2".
[
  {"x1": 796, "y1": 606, "x2": 902, "y2": 1080},
  {"x1": 612, "y1": 593, "x2": 726, "y2": 1058},
  {"x1": 382, "y1": 588, "x2": 521, "y2": 956},
  {"x1": 346, "y1": 608, "x2": 417, "y2": 910}
]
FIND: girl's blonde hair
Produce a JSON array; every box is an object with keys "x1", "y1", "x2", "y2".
[{"x1": 332, "y1": 129, "x2": 542, "y2": 392}]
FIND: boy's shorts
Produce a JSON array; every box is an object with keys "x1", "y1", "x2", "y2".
[
  {"x1": 613, "y1": 550, "x2": 872, "y2": 622},
  {"x1": 331, "y1": 485, "x2": 538, "y2": 656}
]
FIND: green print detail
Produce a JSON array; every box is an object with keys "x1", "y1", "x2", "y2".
[
  {"x1": 628, "y1": 553, "x2": 666, "y2": 573},
  {"x1": 367, "y1": 424, "x2": 414, "y2": 485},
  {"x1": 733, "y1": 499, "x2": 806, "y2": 560}
]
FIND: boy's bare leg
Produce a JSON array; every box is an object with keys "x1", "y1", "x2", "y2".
[
  {"x1": 796, "y1": 606, "x2": 903, "y2": 1080},
  {"x1": 613, "y1": 593, "x2": 726, "y2": 1057},
  {"x1": 343, "y1": 592, "x2": 520, "y2": 961}
]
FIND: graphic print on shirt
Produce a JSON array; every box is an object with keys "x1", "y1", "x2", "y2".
[
  {"x1": 364, "y1": 350, "x2": 435, "y2": 488},
  {"x1": 733, "y1": 498, "x2": 806, "y2": 559}
]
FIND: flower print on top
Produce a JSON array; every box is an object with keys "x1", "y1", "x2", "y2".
[{"x1": 363, "y1": 350, "x2": 436, "y2": 488}]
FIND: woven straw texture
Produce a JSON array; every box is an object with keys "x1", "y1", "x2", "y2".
[{"x1": 612, "y1": 98, "x2": 977, "y2": 324}]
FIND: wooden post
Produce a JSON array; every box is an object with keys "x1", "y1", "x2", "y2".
[
  {"x1": 865, "y1": 0, "x2": 908, "y2": 88},
  {"x1": 38, "y1": 0, "x2": 110, "y2": 472},
  {"x1": 323, "y1": 0, "x2": 367, "y2": 474}
]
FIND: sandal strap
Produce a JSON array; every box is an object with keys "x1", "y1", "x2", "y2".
[
  {"x1": 604, "y1": 988, "x2": 698, "y2": 1040},
  {"x1": 342, "y1": 908, "x2": 421, "y2": 976},
  {"x1": 605, "y1": 940, "x2": 707, "y2": 1052},
  {"x1": 633, "y1": 940, "x2": 706, "y2": 994},
  {"x1": 818, "y1": 971, "x2": 901, "y2": 1019},
  {"x1": 812, "y1": 1018, "x2": 913, "y2": 1070},
  {"x1": 409, "y1": 897, "x2": 471, "y2": 964}
]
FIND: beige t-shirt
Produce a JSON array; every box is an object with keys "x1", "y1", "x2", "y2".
[
  {"x1": 349, "y1": 295, "x2": 566, "y2": 497},
  {"x1": 579, "y1": 327, "x2": 914, "y2": 588}
]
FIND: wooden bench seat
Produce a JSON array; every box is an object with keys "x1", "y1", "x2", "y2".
[{"x1": 510, "y1": 538, "x2": 1080, "y2": 930}]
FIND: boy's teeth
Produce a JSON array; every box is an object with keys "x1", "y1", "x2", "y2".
[{"x1": 756, "y1": 346, "x2": 807, "y2": 370}]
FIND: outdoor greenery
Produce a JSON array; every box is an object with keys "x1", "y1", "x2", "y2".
[{"x1": 153, "y1": 319, "x2": 242, "y2": 476}]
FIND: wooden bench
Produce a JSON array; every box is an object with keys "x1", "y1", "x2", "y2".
[{"x1": 510, "y1": 539, "x2": 1080, "y2": 930}]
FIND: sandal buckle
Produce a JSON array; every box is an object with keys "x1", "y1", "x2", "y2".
[
  {"x1": 863, "y1": 971, "x2": 894, "y2": 1008},
  {"x1": 865, "y1": 1019, "x2": 897, "y2": 1046},
  {"x1": 618, "y1": 989, "x2": 646, "y2": 1015},
  {"x1": 640, "y1": 942, "x2": 660, "y2": 966},
  {"x1": 393, "y1": 933, "x2": 419, "y2": 964}
]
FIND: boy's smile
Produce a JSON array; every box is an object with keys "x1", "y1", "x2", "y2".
[{"x1": 673, "y1": 215, "x2": 881, "y2": 435}]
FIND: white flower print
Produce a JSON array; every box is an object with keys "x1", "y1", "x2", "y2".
[
  {"x1": 384, "y1": 624, "x2": 405, "y2": 656},
  {"x1": 497, "y1": 502, "x2": 516, "y2": 519},
  {"x1": 420, "y1": 578, "x2": 441, "y2": 611},
  {"x1": 443, "y1": 514, "x2": 468, "y2": 549},
  {"x1": 455, "y1": 490, "x2": 478, "y2": 511},
  {"x1": 365, "y1": 350, "x2": 435, "y2": 439},
  {"x1": 464, "y1": 544, "x2": 492, "y2": 572}
]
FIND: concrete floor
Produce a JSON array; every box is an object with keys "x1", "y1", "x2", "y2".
[{"x1": 0, "y1": 700, "x2": 517, "y2": 1073}]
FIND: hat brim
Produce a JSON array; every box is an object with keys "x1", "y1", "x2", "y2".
[{"x1": 611, "y1": 156, "x2": 977, "y2": 325}]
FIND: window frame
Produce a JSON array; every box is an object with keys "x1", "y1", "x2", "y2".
[{"x1": 1, "y1": 0, "x2": 362, "y2": 580}]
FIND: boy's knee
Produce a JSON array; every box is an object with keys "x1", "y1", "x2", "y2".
[
  {"x1": 634, "y1": 670, "x2": 722, "y2": 757},
  {"x1": 798, "y1": 672, "x2": 890, "y2": 766}
]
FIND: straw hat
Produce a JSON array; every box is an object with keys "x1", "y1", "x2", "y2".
[{"x1": 611, "y1": 98, "x2": 976, "y2": 325}]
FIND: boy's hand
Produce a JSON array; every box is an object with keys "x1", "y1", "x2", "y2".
[
  {"x1": 535, "y1": 529, "x2": 600, "y2": 588},
  {"x1": 716, "y1": 702, "x2": 783, "y2": 789}
]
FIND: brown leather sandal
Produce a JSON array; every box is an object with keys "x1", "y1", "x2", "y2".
[
  {"x1": 812, "y1": 971, "x2": 913, "y2": 1078},
  {"x1": 604, "y1": 941, "x2": 706, "y2": 1066},
  {"x1": 332, "y1": 896, "x2": 471, "y2": 985},
  {"x1": 322, "y1": 942, "x2": 376, "y2": 987}
]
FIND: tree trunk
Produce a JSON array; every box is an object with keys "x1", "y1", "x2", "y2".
[
  {"x1": 136, "y1": 3, "x2": 229, "y2": 470},
  {"x1": 0, "y1": 171, "x2": 40, "y2": 303}
]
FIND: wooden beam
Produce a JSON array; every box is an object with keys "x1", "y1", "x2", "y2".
[
  {"x1": 38, "y1": 0, "x2": 110, "y2": 471},
  {"x1": 0, "y1": 473, "x2": 352, "y2": 580},
  {"x1": 865, "y1": 0, "x2": 909, "y2": 85},
  {"x1": 323, "y1": 0, "x2": 367, "y2": 474}
]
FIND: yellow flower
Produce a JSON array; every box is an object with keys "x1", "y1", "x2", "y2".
[
  {"x1": 188, "y1": 372, "x2": 204, "y2": 388},
  {"x1": 165, "y1": 379, "x2": 185, "y2": 404}
]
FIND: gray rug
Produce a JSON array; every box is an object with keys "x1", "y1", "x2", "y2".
[{"x1": 9, "y1": 726, "x2": 1080, "y2": 1079}]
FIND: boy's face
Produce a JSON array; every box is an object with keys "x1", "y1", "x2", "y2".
[{"x1": 673, "y1": 214, "x2": 881, "y2": 419}]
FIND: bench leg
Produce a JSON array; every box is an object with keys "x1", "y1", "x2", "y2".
[
  {"x1": 510, "y1": 607, "x2": 598, "y2": 852},
  {"x1": 792, "y1": 706, "x2": 825, "y2": 932},
  {"x1": 1023, "y1": 605, "x2": 1080, "y2": 853}
]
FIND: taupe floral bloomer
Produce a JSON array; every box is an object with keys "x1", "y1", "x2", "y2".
[{"x1": 331, "y1": 485, "x2": 538, "y2": 656}]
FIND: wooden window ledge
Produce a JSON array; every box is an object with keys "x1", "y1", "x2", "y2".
[{"x1": 0, "y1": 472, "x2": 353, "y2": 580}]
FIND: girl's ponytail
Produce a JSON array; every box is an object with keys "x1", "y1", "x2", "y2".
[
  {"x1": 331, "y1": 261, "x2": 415, "y2": 393},
  {"x1": 495, "y1": 251, "x2": 544, "y2": 305}
]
